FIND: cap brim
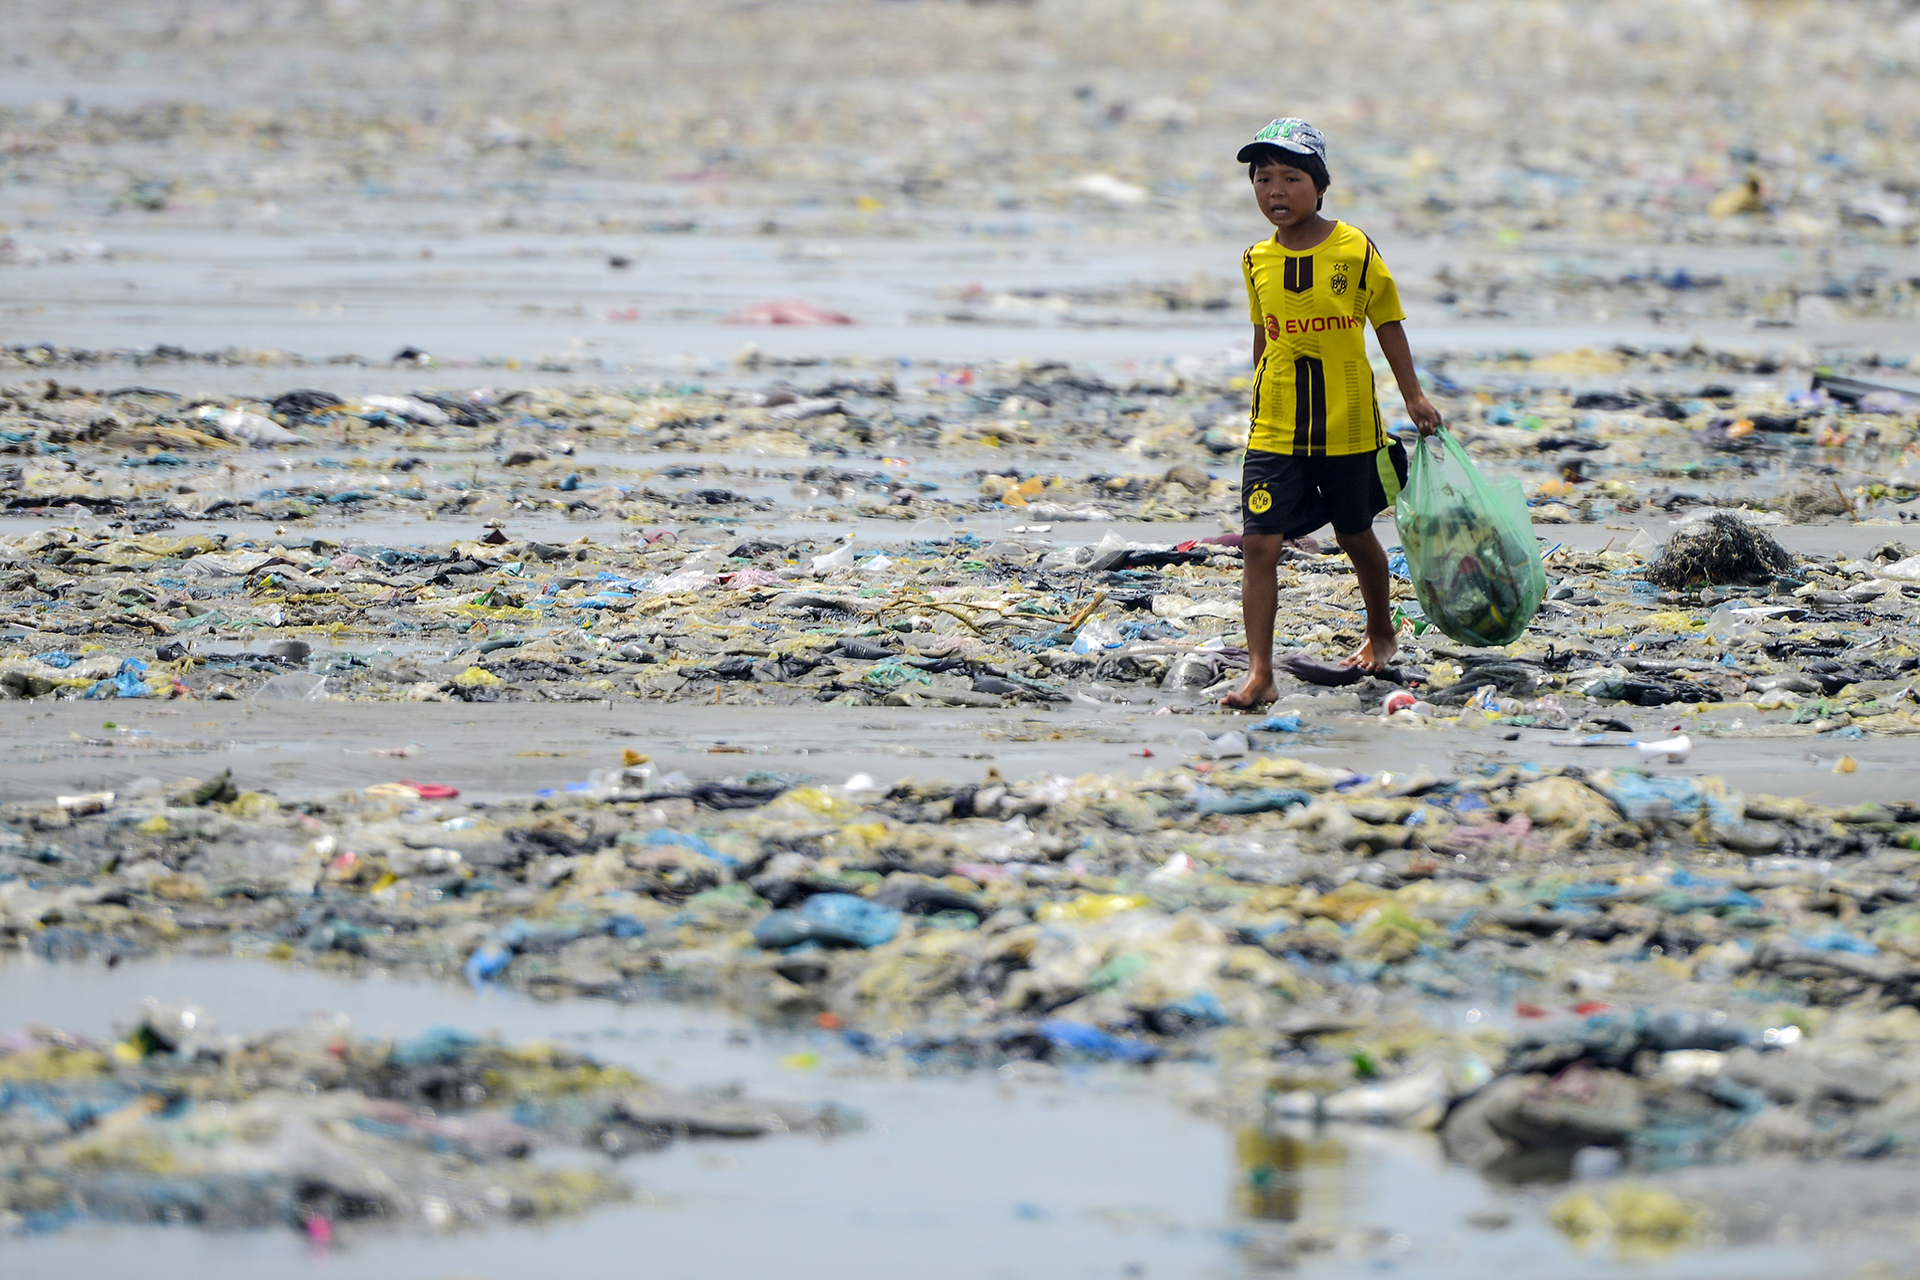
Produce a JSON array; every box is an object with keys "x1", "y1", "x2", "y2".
[{"x1": 1237, "y1": 140, "x2": 1314, "y2": 163}]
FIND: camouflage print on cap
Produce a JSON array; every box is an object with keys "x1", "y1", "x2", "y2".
[{"x1": 1236, "y1": 118, "x2": 1329, "y2": 166}]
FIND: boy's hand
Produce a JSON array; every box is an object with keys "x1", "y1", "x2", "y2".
[{"x1": 1406, "y1": 393, "x2": 1443, "y2": 436}]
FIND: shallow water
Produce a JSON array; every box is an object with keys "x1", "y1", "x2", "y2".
[{"x1": 2, "y1": 955, "x2": 1885, "y2": 1279}]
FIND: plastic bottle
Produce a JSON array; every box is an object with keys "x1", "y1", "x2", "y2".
[
  {"x1": 810, "y1": 538, "x2": 855, "y2": 575},
  {"x1": 1703, "y1": 602, "x2": 1760, "y2": 641},
  {"x1": 1635, "y1": 734, "x2": 1692, "y2": 764},
  {"x1": 1176, "y1": 729, "x2": 1247, "y2": 759},
  {"x1": 1071, "y1": 616, "x2": 1123, "y2": 654},
  {"x1": 1530, "y1": 697, "x2": 1572, "y2": 729}
]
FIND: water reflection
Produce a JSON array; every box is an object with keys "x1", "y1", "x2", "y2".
[{"x1": 1234, "y1": 1123, "x2": 1347, "y2": 1223}]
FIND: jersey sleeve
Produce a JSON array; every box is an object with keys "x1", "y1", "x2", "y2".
[
  {"x1": 1363, "y1": 239, "x2": 1406, "y2": 327},
  {"x1": 1243, "y1": 248, "x2": 1262, "y2": 326}
]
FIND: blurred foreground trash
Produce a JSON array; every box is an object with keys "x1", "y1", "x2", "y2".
[{"x1": 0, "y1": 1010, "x2": 842, "y2": 1235}]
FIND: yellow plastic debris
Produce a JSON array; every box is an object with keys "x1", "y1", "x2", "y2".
[
  {"x1": 764, "y1": 787, "x2": 863, "y2": 821},
  {"x1": 1034, "y1": 893, "x2": 1150, "y2": 924}
]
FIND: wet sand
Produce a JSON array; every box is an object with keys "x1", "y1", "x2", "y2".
[{"x1": 3, "y1": 683, "x2": 1912, "y2": 812}]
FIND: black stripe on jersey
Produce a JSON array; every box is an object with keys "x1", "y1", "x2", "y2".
[
  {"x1": 1292, "y1": 357, "x2": 1311, "y2": 453},
  {"x1": 1358, "y1": 236, "x2": 1375, "y2": 291},
  {"x1": 1365, "y1": 364, "x2": 1385, "y2": 449},
  {"x1": 1282, "y1": 255, "x2": 1314, "y2": 294},
  {"x1": 1308, "y1": 358, "x2": 1327, "y2": 452},
  {"x1": 1343, "y1": 360, "x2": 1363, "y2": 449},
  {"x1": 1248, "y1": 351, "x2": 1267, "y2": 432},
  {"x1": 1244, "y1": 247, "x2": 1260, "y2": 432},
  {"x1": 1293, "y1": 356, "x2": 1327, "y2": 454}
]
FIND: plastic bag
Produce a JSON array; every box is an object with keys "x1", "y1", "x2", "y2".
[{"x1": 1394, "y1": 432, "x2": 1546, "y2": 647}]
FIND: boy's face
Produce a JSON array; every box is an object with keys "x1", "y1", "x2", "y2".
[{"x1": 1251, "y1": 160, "x2": 1322, "y2": 231}]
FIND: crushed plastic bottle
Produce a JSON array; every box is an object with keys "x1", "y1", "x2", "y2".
[
  {"x1": 1071, "y1": 616, "x2": 1123, "y2": 654},
  {"x1": 1176, "y1": 729, "x2": 1248, "y2": 759}
]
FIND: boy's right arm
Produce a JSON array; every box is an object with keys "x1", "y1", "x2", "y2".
[{"x1": 1252, "y1": 327, "x2": 1266, "y2": 366}]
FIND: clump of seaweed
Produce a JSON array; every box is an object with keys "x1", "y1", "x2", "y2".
[{"x1": 1646, "y1": 512, "x2": 1795, "y2": 588}]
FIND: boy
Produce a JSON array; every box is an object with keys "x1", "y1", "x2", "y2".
[{"x1": 1221, "y1": 118, "x2": 1442, "y2": 709}]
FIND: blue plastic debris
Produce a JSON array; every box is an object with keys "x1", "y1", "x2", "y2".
[
  {"x1": 391, "y1": 1026, "x2": 480, "y2": 1065},
  {"x1": 466, "y1": 913, "x2": 647, "y2": 988},
  {"x1": 1194, "y1": 787, "x2": 1312, "y2": 816},
  {"x1": 1164, "y1": 990, "x2": 1230, "y2": 1025},
  {"x1": 1794, "y1": 931, "x2": 1878, "y2": 955},
  {"x1": 1249, "y1": 714, "x2": 1305, "y2": 733},
  {"x1": 1036, "y1": 1019, "x2": 1158, "y2": 1063},
  {"x1": 1600, "y1": 772, "x2": 1725, "y2": 823},
  {"x1": 464, "y1": 943, "x2": 512, "y2": 988},
  {"x1": 83, "y1": 658, "x2": 149, "y2": 699},
  {"x1": 1667, "y1": 869, "x2": 1760, "y2": 909},
  {"x1": 36, "y1": 650, "x2": 73, "y2": 669},
  {"x1": 752, "y1": 892, "x2": 902, "y2": 950},
  {"x1": 641, "y1": 828, "x2": 737, "y2": 866}
]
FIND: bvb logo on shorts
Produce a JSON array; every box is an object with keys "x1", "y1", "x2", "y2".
[{"x1": 1247, "y1": 486, "x2": 1273, "y2": 514}]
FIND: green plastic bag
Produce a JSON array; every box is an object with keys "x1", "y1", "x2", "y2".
[{"x1": 1393, "y1": 431, "x2": 1546, "y2": 647}]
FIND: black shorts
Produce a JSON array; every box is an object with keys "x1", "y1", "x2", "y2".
[{"x1": 1241, "y1": 441, "x2": 1408, "y2": 538}]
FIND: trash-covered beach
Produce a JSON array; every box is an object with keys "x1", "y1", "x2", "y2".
[{"x1": 7, "y1": 1, "x2": 1920, "y2": 1276}]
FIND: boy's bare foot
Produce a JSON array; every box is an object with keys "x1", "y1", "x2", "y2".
[
  {"x1": 1345, "y1": 629, "x2": 1399, "y2": 672},
  {"x1": 1220, "y1": 672, "x2": 1280, "y2": 709}
]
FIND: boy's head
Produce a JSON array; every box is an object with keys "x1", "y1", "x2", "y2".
[{"x1": 1237, "y1": 117, "x2": 1329, "y2": 211}]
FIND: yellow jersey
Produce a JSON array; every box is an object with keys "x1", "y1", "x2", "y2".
[{"x1": 1242, "y1": 222, "x2": 1405, "y2": 456}]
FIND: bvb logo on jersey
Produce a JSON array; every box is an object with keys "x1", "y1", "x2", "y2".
[
  {"x1": 1247, "y1": 486, "x2": 1273, "y2": 514},
  {"x1": 1330, "y1": 266, "x2": 1349, "y2": 296}
]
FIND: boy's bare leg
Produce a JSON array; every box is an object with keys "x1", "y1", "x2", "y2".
[
  {"x1": 1222, "y1": 533, "x2": 1283, "y2": 707},
  {"x1": 1334, "y1": 526, "x2": 1398, "y2": 671}
]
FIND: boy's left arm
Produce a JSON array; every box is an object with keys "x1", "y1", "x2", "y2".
[{"x1": 1375, "y1": 321, "x2": 1442, "y2": 436}]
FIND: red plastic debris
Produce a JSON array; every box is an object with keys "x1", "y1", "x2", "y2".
[{"x1": 723, "y1": 298, "x2": 856, "y2": 325}]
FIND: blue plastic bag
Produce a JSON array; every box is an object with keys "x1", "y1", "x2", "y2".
[
  {"x1": 753, "y1": 892, "x2": 902, "y2": 950},
  {"x1": 84, "y1": 658, "x2": 150, "y2": 699}
]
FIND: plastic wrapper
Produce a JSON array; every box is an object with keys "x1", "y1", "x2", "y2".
[{"x1": 1394, "y1": 432, "x2": 1546, "y2": 647}]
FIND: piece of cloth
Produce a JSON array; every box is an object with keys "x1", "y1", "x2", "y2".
[
  {"x1": 1242, "y1": 439, "x2": 1407, "y2": 536},
  {"x1": 1243, "y1": 221, "x2": 1405, "y2": 457}
]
